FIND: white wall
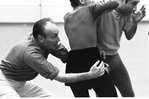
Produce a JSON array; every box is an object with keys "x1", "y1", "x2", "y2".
[
  {"x1": 0, "y1": 0, "x2": 148, "y2": 23},
  {"x1": 0, "y1": 0, "x2": 41, "y2": 23},
  {"x1": 0, "y1": 0, "x2": 71, "y2": 23}
]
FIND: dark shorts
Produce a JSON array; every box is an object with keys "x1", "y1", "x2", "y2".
[{"x1": 65, "y1": 47, "x2": 104, "y2": 88}]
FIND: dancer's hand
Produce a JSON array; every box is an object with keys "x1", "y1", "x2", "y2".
[
  {"x1": 89, "y1": 61, "x2": 105, "y2": 79},
  {"x1": 132, "y1": 5, "x2": 146, "y2": 23}
]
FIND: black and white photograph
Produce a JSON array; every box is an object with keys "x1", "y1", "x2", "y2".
[{"x1": 0, "y1": 0, "x2": 148, "y2": 98}]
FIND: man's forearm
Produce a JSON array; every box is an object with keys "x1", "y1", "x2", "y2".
[
  {"x1": 54, "y1": 61, "x2": 105, "y2": 83},
  {"x1": 125, "y1": 22, "x2": 138, "y2": 40},
  {"x1": 54, "y1": 72, "x2": 92, "y2": 83},
  {"x1": 95, "y1": 0, "x2": 119, "y2": 14}
]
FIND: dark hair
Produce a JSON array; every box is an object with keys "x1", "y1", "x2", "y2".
[
  {"x1": 33, "y1": 18, "x2": 54, "y2": 39},
  {"x1": 123, "y1": 0, "x2": 130, "y2": 3},
  {"x1": 125, "y1": 0, "x2": 129, "y2": 3},
  {"x1": 69, "y1": 0, "x2": 80, "y2": 8}
]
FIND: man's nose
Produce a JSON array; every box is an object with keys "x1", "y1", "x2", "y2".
[
  {"x1": 57, "y1": 37, "x2": 60, "y2": 42},
  {"x1": 133, "y1": 6, "x2": 137, "y2": 12}
]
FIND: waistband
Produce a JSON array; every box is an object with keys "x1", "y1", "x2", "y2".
[{"x1": 68, "y1": 47, "x2": 100, "y2": 59}]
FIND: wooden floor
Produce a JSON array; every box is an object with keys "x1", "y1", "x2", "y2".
[{"x1": 0, "y1": 22, "x2": 149, "y2": 97}]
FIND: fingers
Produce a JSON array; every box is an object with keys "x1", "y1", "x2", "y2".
[
  {"x1": 90, "y1": 60, "x2": 101, "y2": 70},
  {"x1": 103, "y1": 54, "x2": 106, "y2": 60},
  {"x1": 100, "y1": 51, "x2": 106, "y2": 59},
  {"x1": 98, "y1": 62, "x2": 106, "y2": 76},
  {"x1": 102, "y1": 0, "x2": 105, "y2": 2},
  {"x1": 140, "y1": 5, "x2": 146, "y2": 13},
  {"x1": 140, "y1": 5, "x2": 145, "y2": 11},
  {"x1": 93, "y1": 60, "x2": 100, "y2": 67},
  {"x1": 91, "y1": 61, "x2": 109, "y2": 78},
  {"x1": 140, "y1": 5, "x2": 146, "y2": 18},
  {"x1": 98, "y1": 62, "x2": 110, "y2": 74},
  {"x1": 104, "y1": 62, "x2": 109, "y2": 73},
  {"x1": 97, "y1": 61, "x2": 104, "y2": 69},
  {"x1": 92, "y1": 60, "x2": 105, "y2": 70},
  {"x1": 92, "y1": 60, "x2": 109, "y2": 72},
  {"x1": 104, "y1": 62, "x2": 109, "y2": 68}
]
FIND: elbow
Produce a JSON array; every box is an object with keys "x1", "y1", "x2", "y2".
[
  {"x1": 112, "y1": 1, "x2": 119, "y2": 9},
  {"x1": 106, "y1": 0, "x2": 119, "y2": 9},
  {"x1": 126, "y1": 37, "x2": 132, "y2": 40},
  {"x1": 125, "y1": 31, "x2": 136, "y2": 40},
  {"x1": 103, "y1": 0, "x2": 119, "y2": 11},
  {"x1": 126, "y1": 35, "x2": 133, "y2": 40}
]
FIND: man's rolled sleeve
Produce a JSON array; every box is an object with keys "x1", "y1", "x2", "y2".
[
  {"x1": 24, "y1": 47, "x2": 60, "y2": 80},
  {"x1": 47, "y1": 65, "x2": 59, "y2": 80}
]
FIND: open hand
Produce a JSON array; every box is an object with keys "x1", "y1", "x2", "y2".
[
  {"x1": 132, "y1": 5, "x2": 146, "y2": 23},
  {"x1": 89, "y1": 61, "x2": 106, "y2": 79}
]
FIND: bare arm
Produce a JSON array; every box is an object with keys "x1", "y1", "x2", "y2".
[
  {"x1": 54, "y1": 61, "x2": 105, "y2": 83},
  {"x1": 125, "y1": 5, "x2": 146, "y2": 40},
  {"x1": 124, "y1": 21, "x2": 138, "y2": 40}
]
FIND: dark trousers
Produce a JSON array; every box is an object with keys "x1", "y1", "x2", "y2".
[
  {"x1": 105, "y1": 54, "x2": 135, "y2": 97},
  {"x1": 65, "y1": 48, "x2": 117, "y2": 97}
]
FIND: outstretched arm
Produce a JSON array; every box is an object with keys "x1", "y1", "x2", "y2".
[{"x1": 54, "y1": 61, "x2": 106, "y2": 83}]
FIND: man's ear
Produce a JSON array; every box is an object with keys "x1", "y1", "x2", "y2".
[
  {"x1": 79, "y1": 0, "x2": 85, "y2": 4},
  {"x1": 118, "y1": 0, "x2": 126, "y2": 5},
  {"x1": 38, "y1": 35, "x2": 44, "y2": 43},
  {"x1": 122, "y1": 0, "x2": 127, "y2": 3}
]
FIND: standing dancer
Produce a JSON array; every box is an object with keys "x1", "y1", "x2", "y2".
[
  {"x1": 97, "y1": 0, "x2": 146, "y2": 97},
  {"x1": 64, "y1": 0, "x2": 119, "y2": 97}
]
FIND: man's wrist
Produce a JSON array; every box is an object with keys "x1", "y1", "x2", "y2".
[
  {"x1": 86, "y1": 72, "x2": 93, "y2": 80},
  {"x1": 132, "y1": 20, "x2": 138, "y2": 25}
]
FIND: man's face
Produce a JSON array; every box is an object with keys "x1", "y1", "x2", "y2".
[
  {"x1": 42, "y1": 22, "x2": 60, "y2": 51},
  {"x1": 118, "y1": 0, "x2": 140, "y2": 15}
]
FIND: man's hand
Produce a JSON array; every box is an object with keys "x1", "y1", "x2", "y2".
[
  {"x1": 99, "y1": 48, "x2": 106, "y2": 60},
  {"x1": 89, "y1": 61, "x2": 106, "y2": 79},
  {"x1": 97, "y1": 44, "x2": 106, "y2": 59},
  {"x1": 51, "y1": 43, "x2": 68, "y2": 63},
  {"x1": 132, "y1": 5, "x2": 146, "y2": 23}
]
